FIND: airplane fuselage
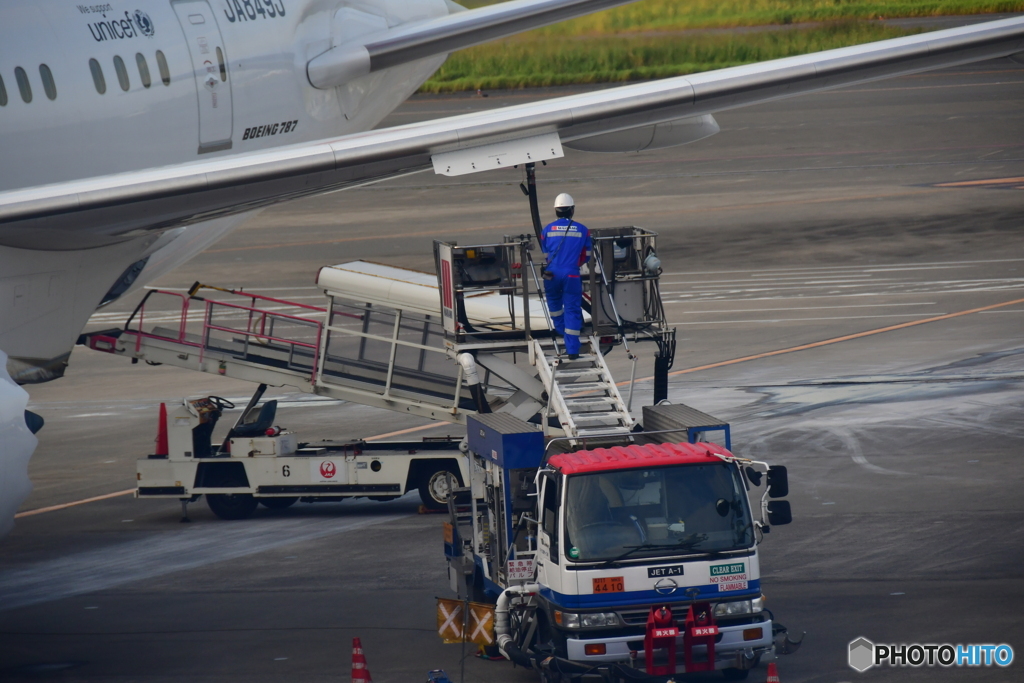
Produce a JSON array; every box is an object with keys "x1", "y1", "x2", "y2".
[
  {"x1": 1, "y1": 0, "x2": 449, "y2": 192},
  {"x1": 0, "y1": 0, "x2": 451, "y2": 381}
]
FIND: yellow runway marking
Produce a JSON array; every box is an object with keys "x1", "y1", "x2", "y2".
[
  {"x1": 934, "y1": 176, "x2": 1024, "y2": 187},
  {"x1": 15, "y1": 489, "x2": 136, "y2": 518},
  {"x1": 618, "y1": 295, "x2": 1024, "y2": 386}
]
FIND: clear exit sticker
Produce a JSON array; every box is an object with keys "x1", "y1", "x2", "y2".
[{"x1": 709, "y1": 562, "x2": 747, "y2": 592}]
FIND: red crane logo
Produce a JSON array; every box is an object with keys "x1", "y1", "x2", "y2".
[{"x1": 320, "y1": 461, "x2": 336, "y2": 479}]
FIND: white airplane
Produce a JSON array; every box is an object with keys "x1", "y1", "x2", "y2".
[{"x1": 1, "y1": 0, "x2": 1022, "y2": 535}]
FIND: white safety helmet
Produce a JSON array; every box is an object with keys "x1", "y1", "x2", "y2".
[{"x1": 554, "y1": 192, "x2": 575, "y2": 219}]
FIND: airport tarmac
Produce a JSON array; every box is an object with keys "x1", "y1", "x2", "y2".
[{"x1": 2, "y1": 59, "x2": 1023, "y2": 682}]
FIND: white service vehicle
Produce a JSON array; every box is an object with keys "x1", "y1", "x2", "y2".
[
  {"x1": 139, "y1": 385, "x2": 468, "y2": 520},
  {"x1": 443, "y1": 408, "x2": 802, "y2": 681}
]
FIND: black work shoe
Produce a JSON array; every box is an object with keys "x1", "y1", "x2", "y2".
[{"x1": 568, "y1": 353, "x2": 579, "y2": 360}]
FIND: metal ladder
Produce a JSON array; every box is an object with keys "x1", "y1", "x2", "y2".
[{"x1": 533, "y1": 336, "x2": 635, "y2": 442}]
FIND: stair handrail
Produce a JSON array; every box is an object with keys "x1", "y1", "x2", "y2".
[
  {"x1": 531, "y1": 339, "x2": 575, "y2": 439},
  {"x1": 524, "y1": 251, "x2": 561, "y2": 357}
]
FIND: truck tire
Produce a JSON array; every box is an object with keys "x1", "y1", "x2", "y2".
[
  {"x1": 259, "y1": 497, "x2": 298, "y2": 510},
  {"x1": 419, "y1": 466, "x2": 460, "y2": 511},
  {"x1": 206, "y1": 491, "x2": 259, "y2": 520}
]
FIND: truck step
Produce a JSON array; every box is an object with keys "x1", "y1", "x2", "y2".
[
  {"x1": 552, "y1": 354, "x2": 596, "y2": 366},
  {"x1": 562, "y1": 396, "x2": 618, "y2": 411},
  {"x1": 573, "y1": 426, "x2": 634, "y2": 438},
  {"x1": 553, "y1": 368, "x2": 605, "y2": 380},
  {"x1": 572, "y1": 411, "x2": 630, "y2": 426},
  {"x1": 558, "y1": 382, "x2": 612, "y2": 394}
]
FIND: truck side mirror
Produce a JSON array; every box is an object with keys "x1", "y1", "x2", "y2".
[
  {"x1": 767, "y1": 500, "x2": 792, "y2": 526},
  {"x1": 767, "y1": 466, "x2": 788, "y2": 498},
  {"x1": 744, "y1": 466, "x2": 762, "y2": 486}
]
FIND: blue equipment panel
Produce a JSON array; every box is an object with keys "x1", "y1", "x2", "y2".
[{"x1": 467, "y1": 413, "x2": 544, "y2": 470}]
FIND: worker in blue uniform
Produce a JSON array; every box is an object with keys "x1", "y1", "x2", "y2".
[{"x1": 541, "y1": 193, "x2": 591, "y2": 359}]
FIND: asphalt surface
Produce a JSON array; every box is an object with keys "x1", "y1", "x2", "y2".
[{"x1": 2, "y1": 58, "x2": 1023, "y2": 683}]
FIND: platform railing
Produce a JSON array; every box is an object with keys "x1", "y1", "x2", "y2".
[
  {"x1": 124, "y1": 288, "x2": 329, "y2": 382},
  {"x1": 318, "y1": 295, "x2": 469, "y2": 413}
]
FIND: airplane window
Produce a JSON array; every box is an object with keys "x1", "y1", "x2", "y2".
[
  {"x1": 89, "y1": 58, "x2": 106, "y2": 94},
  {"x1": 0, "y1": 75, "x2": 7, "y2": 106},
  {"x1": 136, "y1": 53, "x2": 151, "y2": 89},
  {"x1": 155, "y1": 50, "x2": 170, "y2": 86},
  {"x1": 39, "y1": 64, "x2": 57, "y2": 100},
  {"x1": 113, "y1": 55, "x2": 129, "y2": 91},
  {"x1": 14, "y1": 67, "x2": 31, "y2": 103},
  {"x1": 216, "y1": 46, "x2": 227, "y2": 82}
]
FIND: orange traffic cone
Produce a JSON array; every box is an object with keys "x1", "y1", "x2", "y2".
[
  {"x1": 352, "y1": 637, "x2": 372, "y2": 683},
  {"x1": 765, "y1": 661, "x2": 780, "y2": 682},
  {"x1": 154, "y1": 403, "x2": 168, "y2": 456}
]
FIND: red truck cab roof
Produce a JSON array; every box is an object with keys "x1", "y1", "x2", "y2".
[{"x1": 549, "y1": 441, "x2": 733, "y2": 475}]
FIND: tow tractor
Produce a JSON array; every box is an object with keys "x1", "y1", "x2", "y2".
[
  {"x1": 141, "y1": 385, "x2": 469, "y2": 519},
  {"x1": 82, "y1": 212, "x2": 802, "y2": 676}
]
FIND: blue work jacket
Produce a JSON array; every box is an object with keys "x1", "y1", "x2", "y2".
[{"x1": 541, "y1": 219, "x2": 591, "y2": 274}]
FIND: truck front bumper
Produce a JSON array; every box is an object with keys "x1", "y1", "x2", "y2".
[{"x1": 565, "y1": 618, "x2": 772, "y2": 672}]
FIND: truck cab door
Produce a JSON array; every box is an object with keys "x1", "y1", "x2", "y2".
[{"x1": 536, "y1": 474, "x2": 560, "y2": 587}]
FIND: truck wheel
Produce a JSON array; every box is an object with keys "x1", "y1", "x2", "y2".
[
  {"x1": 207, "y1": 491, "x2": 258, "y2": 520},
  {"x1": 722, "y1": 668, "x2": 750, "y2": 680},
  {"x1": 259, "y1": 497, "x2": 298, "y2": 510},
  {"x1": 419, "y1": 467, "x2": 459, "y2": 511}
]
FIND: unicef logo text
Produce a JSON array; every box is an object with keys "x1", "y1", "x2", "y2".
[
  {"x1": 133, "y1": 10, "x2": 155, "y2": 36},
  {"x1": 87, "y1": 9, "x2": 155, "y2": 42}
]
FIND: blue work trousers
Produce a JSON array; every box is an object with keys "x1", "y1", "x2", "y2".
[{"x1": 545, "y1": 271, "x2": 583, "y2": 355}]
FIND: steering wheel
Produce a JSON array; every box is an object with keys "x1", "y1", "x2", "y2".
[
  {"x1": 579, "y1": 521, "x2": 624, "y2": 531},
  {"x1": 208, "y1": 396, "x2": 236, "y2": 410}
]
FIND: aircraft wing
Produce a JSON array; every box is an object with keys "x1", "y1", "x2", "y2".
[{"x1": 2, "y1": 16, "x2": 1022, "y2": 251}]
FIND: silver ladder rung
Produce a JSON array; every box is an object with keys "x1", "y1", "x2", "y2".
[
  {"x1": 553, "y1": 354, "x2": 597, "y2": 364},
  {"x1": 560, "y1": 382, "x2": 612, "y2": 394},
  {"x1": 562, "y1": 397, "x2": 619, "y2": 411},
  {"x1": 572, "y1": 411, "x2": 630, "y2": 425},
  {"x1": 554, "y1": 368, "x2": 604, "y2": 380},
  {"x1": 574, "y1": 426, "x2": 634, "y2": 438}
]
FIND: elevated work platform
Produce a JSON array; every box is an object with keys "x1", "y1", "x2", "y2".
[{"x1": 83, "y1": 229, "x2": 675, "y2": 444}]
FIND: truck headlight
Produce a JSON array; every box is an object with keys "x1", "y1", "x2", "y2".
[
  {"x1": 554, "y1": 610, "x2": 619, "y2": 629},
  {"x1": 714, "y1": 596, "x2": 764, "y2": 617},
  {"x1": 581, "y1": 612, "x2": 620, "y2": 628}
]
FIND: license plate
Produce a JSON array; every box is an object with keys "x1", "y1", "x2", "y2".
[{"x1": 592, "y1": 576, "x2": 625, "y2": 593}]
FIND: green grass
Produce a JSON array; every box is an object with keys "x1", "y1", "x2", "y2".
[
  {"x1": 421, "y1": 21, "x2": 920, "y2": 92},
  {"x1": 422, "y1": 0, "x2": 1024, "y2": 92},
  {"x1": 460, "y1": 0, "x2": 1024, "y2": 32}
]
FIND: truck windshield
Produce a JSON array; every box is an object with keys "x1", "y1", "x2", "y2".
[{"x1": 563, "y1": 463, "x2": 753, "y2": 562}]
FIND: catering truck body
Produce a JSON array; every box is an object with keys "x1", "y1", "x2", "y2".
[{"x1": 444, "y1": 409, "x2": 800, "y2": 681}]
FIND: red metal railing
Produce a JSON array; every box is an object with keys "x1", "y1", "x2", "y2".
[{"x1": 124, "y1": 288, "x2": 330, "y2": 383}]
